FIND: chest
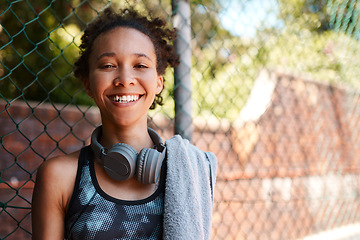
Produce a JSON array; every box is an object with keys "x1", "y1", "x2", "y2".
[
  {"x1": 93, "y1": 160, "x2": 157, "y2": 200},
  {"x1": 64, "y1": 147, "x2": 165, "y2": 240}
]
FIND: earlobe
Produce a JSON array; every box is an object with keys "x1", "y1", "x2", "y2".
[
  {"x1": 156, "y1": 76, "x2": 164, "y2": 94},
  {"x1": 83, "y1": 78, "x2": 93, "y2": 97}
]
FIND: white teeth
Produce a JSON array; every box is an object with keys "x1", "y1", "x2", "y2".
[{"x1": 110, "y1": 95, "x2": 139, "y2": 103}]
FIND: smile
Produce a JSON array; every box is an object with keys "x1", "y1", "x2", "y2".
[{"x1": 108, "y1": 94, "x2": 141, "y2": 103}]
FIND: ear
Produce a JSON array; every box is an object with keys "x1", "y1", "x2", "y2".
[
  {"x1": 155, "y1": 75, "x2": 164, "y2": 94},
  {"x1": 83, "y1": 78, "x2": 93, "y2": 97}
]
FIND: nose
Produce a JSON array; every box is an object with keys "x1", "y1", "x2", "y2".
[{"x1": 113, "y1": 67, "x2": 135, "y2": 87}]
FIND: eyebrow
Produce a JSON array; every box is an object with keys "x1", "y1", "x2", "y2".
[
  {"x1": 135, "y1": 53, "x2": 153, "y2": 62},
  {"x1": 96, "y1": 52, "x2": 153, "y2": 62},
  {"x1": 96, "y1": 52, "x2": 116, "y2": 61}
]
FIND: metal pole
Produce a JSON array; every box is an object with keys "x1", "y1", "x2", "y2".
[{"x1": 172, "y1": 0, "x2": 193, "y2": 141}]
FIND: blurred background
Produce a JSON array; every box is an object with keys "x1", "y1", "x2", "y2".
[{"x1": 1, "y1": 0, "x2": 360, "y2": 239}]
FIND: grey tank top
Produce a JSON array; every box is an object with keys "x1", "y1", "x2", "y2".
[{"x1": 65, "y1": 146, "x2": 165, "y2": 239}]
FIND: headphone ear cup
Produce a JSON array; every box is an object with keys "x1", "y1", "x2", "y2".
[
  {"x1": 137, "y1": 148, "x2": 164, "y2": 184},
  {"x1": 103, "y1": 143, "x2": 138, "y2": 181},
  {"x1": 136, "y1": 148, "x2": 148, "y2": 184}
]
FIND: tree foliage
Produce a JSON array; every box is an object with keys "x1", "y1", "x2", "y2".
[
  {"x1": 0, "y1": 0, "x2": 110, "y2": 105},
  {"x1": 191, "y1": 0, "x2": 360, "y2": 120},
  {"x1": 1, "y1": 0, "x2": 360, "y2": 121}
]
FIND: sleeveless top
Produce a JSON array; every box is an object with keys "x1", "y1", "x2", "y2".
[{"x1": 64, "y1": 146, "x2": 166, "y2": 240}]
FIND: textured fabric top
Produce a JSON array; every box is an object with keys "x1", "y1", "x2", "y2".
[{"x1": 65, "y1": 146, "x2": 165, "y2": 240}]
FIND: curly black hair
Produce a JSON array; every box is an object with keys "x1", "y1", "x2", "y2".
[{"x1": 74, "y1": 7, "x2": 179, "y2": 109}]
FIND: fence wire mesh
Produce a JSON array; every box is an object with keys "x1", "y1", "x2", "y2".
[{"x1": 1, "y1": 0, "x2": 360, "y2": 239}]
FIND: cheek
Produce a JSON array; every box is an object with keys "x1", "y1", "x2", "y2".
[
  {"x1": 90, "y1": 71, "x2": 111, "y2": 89},
  {"x1": 143, "y1": 71, "x2": 161, "y2": 88},
  {"x1": 86, "y1": 76, "x2": 103, "y2": 98}
]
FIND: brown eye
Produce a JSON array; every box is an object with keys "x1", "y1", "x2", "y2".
[
  {"x1": 134, "y1": 64, "x2": 148, "y2": 69},
  {"x1": 100, "y1": 64, "x2": 115, "y2": 69}
]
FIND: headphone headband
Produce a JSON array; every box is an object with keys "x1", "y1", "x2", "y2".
[{"x1": 91, "y1": 126, "x2": 165, "y2": 162}]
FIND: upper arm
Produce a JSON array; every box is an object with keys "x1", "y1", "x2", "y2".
[{"x1": 31, "y1": 154, "x2": 78, "y2": 240}]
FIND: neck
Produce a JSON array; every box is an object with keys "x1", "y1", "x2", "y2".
[{"x1": 99, "y1": 123, "x2": 154, "y2": 153}]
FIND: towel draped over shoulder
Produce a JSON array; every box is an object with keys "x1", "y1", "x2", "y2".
[{"x1": 163, "y1": 135, "x2": 217, "y2": 240}]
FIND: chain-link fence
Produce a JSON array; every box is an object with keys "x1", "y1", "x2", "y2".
[{"x1": 1, "y1": 0, "x2": 360, "y2": 239}]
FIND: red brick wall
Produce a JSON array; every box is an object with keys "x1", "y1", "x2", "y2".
[
  {"x1": 1, "y1": 70, "x2": 360, "y2": 239},
  {"x1": 0, "y1": 100, "x2": 101, "y2": 239},
  {"x1": 217, "y1": 70, "x2": 360, "y2": 239}
]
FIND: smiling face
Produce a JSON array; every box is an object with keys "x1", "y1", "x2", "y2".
[{"x1": 85, "y1": 27, "x2": 163, "y2": 128}]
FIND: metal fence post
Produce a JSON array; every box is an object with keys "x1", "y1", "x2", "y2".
[{"x1": 172, "y1": 0, "x2": 193, "y2": 141}]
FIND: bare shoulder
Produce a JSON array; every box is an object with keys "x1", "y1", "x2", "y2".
[
  {"x1": 34, "y1": 150, "x2": 81, "y2": 208},
  {"x1": 37, "y1": 150, "x2": 80, "y2": 183},
  {"x1": 32, "y1": 150, "x2": 82, "y2": 239}
]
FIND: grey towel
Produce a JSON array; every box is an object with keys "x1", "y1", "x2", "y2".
[{"x1": 163, "y1": 135, "x2": 217, "y2": 240}]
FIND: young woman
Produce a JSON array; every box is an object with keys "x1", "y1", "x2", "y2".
[{"x1": 32, "y1": 7, "x2": 216, "y2": 240}]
